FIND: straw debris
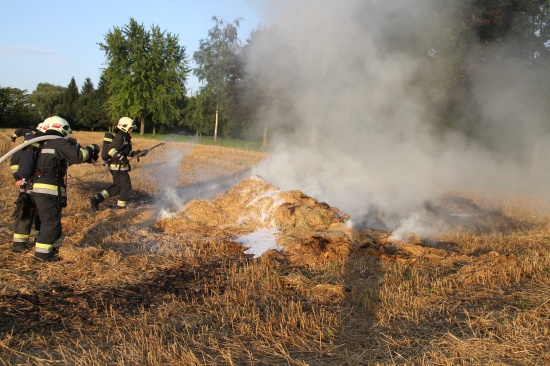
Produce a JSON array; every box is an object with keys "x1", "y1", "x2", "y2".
[
  {"x1": 1, "y1": 131, "x2": 549, "y2": 365},
  {"x1": 157, "y1": 175, "x2": 352, "y2": 266}
]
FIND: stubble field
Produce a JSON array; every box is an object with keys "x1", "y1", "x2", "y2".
[{"x1": 0, "y1": 131, "x2": 549, "y2": 365}]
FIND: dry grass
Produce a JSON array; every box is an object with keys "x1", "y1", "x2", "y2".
[{"x1": 0, "y1": 130, "x2": 549, "y2": 365}]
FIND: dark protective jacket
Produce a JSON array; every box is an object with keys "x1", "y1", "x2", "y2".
[
  {"x1": 106, "y1": 130, "x2": 139, "y2": 171},
  {"x1": 13, "y1": 131, "x2": 45, "y2": 181},
  {"x1": 25, "y1": 133, "x2": 93, "y2": 198},
  {"x1": 10, "y1": 151, "x2": 24, "y2": 175},
  {"x1": 10, "y1": 128, "x2": 38, "y2": 174}
]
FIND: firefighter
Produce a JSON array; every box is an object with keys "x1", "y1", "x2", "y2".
[
  {"x1": 16, "y1": 116, "x2": 100, "y2": 260},
  {"x1": 89, "y1": 117, "x2": 147, "y2": 211},
  {"x1": 11, "y1": 122, "x2": 45, "y2": 253},
  {"x1": 9, "y1": 124, "x2": 44, "y2": 174}
]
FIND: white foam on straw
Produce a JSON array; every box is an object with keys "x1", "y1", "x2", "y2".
[{"x1": 234, "y1": 228, "x2": 282, "y2": 258}]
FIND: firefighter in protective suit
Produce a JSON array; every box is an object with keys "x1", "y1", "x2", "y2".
[
  {"x1": 11, "y1": 122, "x2": 45, "y2": 253},
  {"x1": 89, "y1": 117, "x2": 147, "y2": 211},
  {"x1": 9, "y1": 124, "x2": 44, "y2": 174},
  {"x1": 16, "y1": 116, "x2": 100, "y2": 260}
]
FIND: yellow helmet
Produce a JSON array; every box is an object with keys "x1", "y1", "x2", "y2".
[{"x1": 117, "y1": 117, "x2": 137, "y2": 133}]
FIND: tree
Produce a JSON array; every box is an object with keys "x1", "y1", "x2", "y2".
[
  {"x1": 239, "y1": 26, "x2": 303, "y2": 145},
  {"x1": 58, "y1": 77, "x2": 79, "y2": 128},
  {"x1": 182, "y1": 91, "x2": 217, "y2": 137},
  {"x1": 0, "y1": 87, "x2": 40, "y2": 127},
  {"x1": 434, "y1": 0, "x2": 550, "y2": 138},
  {"x1": 95, "y1": 75, "x2": 112, "y2": 131},
  {"x1": 193, "y1": 16, "x2": 242, "y2": 141},
  {"x1": 99, "y1": 18, "x2": 189, "y2": 135},
  {"x1": 75, "y1": 77, "x2": 109, "y2": 131},
  {"x1": 29, "y1": 83, "x2": 66, "y2": 120},
  {"x1": 75, "y1": 78, "x2": 95, "y2": 131}
]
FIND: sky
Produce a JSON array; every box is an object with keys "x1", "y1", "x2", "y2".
[{"x1": 0, "y1": 0, "x2": 264, "y2": 94}]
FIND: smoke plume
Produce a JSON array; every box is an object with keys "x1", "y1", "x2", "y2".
[
  {"x1": 246, "y1": 0, "x2": 550, "y2": 237},
  {"x1": 156, "y1": 146, "x2": 190, "y2": 219}
]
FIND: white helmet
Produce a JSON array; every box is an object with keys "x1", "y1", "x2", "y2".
[
  {"x1": 44, "y1": 116, "x2": 71, "y2": 137},
  {"x1": 117, "y1": 117, "x2": 137, "y2": 133},
  {"x1": 36, "y1": 122, "x2": 44, "y2": 131}
]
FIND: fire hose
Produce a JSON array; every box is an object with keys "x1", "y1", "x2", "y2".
[
  {"x1": 129, "y1": 141, "x2": 166, "y2": 161},
  {"x1": 0, "y1": 135, "x2": 63, "y2": 164}
]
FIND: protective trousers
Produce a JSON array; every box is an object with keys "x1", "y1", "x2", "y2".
[
  {"x1": 94, "y1": 169, "x2": 132, "y2": 208},
  {"x1": 12, "y1": 192, "x2": 40, "y2": 252},
  {"x1": 32, "y1": 193, "x2": 63, "y2": 259}
]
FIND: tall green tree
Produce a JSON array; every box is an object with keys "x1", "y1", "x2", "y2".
[
  {"x1": 58, "y1": 77, "x2": 79, "y2": 128},
  {"x1": 182, "y1": 91, "x2": 216, "y2": 137},
  {"x1": 99, "y1": 18, "x2": 189, "y2": 135},
  {"x1": 193, "y1": 16, "x2": 242, "y2": 141},
  {"x1": 75, "y1": 78, "x2": 108, "y2": 131},
  {"x1": 437, "y1": 0, "x2": 550, "y2": 137},
  {"x1": 94, "y1": 76, "x2": 112, "y2": 131},
  {"x1": 0, "y1": 87, "x2": 40, "y2": 127},
  {"x1": 75, "y1": 78, "x2": 95, "y2": 131},
  {"x1": 95, "y1": 75, "x2": 112, "y2": 131},
  {"x1": 29, "y1": 83, "x2": 66, "y2": 120}
]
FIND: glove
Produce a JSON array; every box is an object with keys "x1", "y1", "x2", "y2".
[
  {"x1": 88, "y1": 144, "x2": 100, "y2": 160},
  {"x1": 87, "y1": 144, "x2": 100, "y2": 154},
  {"x1": 15, "y1": 179, "x2": 27, "y2": 190},
  {"x1": 84, "y1": 144, "x2": 100, "y2": 162},
  {"x1": 12, "y1": 192, "x2": 32, "y2": 221}
]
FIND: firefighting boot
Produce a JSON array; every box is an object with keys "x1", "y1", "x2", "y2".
[
  {"x1": 90, "y1": 191, "x2": 108, "y2": 212},
  {"x1": 34, "y1": 251, "x2": 53, "y2": 261},
  {"x1": 12, "y1": 242, "x2": 27, "y2": 253},
  {"x1": 90, "y1": 197, "x2": 99, "y2": 212},
  {"x1": 116, "y1": 200, "x2": 127, "y2": 210},
  {"x1": 34, "y1": 248, "x2": 59, "y2": 262}
]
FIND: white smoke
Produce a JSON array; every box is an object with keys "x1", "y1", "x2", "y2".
[
  {"x1": 153, "y1": 142, "x2": 254, "y2": 219},
  {"x1": 155, "y1": 146, "x2": 192, "y2": 219},
  {"x1": 247, "y1": 0, "x2": 550, "y2": 238}
]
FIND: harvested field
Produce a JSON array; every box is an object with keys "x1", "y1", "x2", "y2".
[{"x1": 0, "y1": 131, "x2": 549, "y2": 365}]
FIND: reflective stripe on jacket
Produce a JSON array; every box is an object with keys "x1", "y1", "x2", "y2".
[
  {"x1": 32, "y1": 183, "x2": 66, "y2": 196},
  {"x1": 29, "y1": 136, "x2": 89, "y2": 195}
]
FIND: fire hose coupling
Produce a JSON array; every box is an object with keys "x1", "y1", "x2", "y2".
[{"x1": 20, "y1": 178, "x2": 28, "y2": 190}]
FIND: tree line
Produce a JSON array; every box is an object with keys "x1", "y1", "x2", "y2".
[{"x1": 1, "y1": 1, "x2": 549, "y2": 143}]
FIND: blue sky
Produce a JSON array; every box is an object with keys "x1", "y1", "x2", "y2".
[{"x1": 0, "y1": 0, "x2": 263, "y2": 94}]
